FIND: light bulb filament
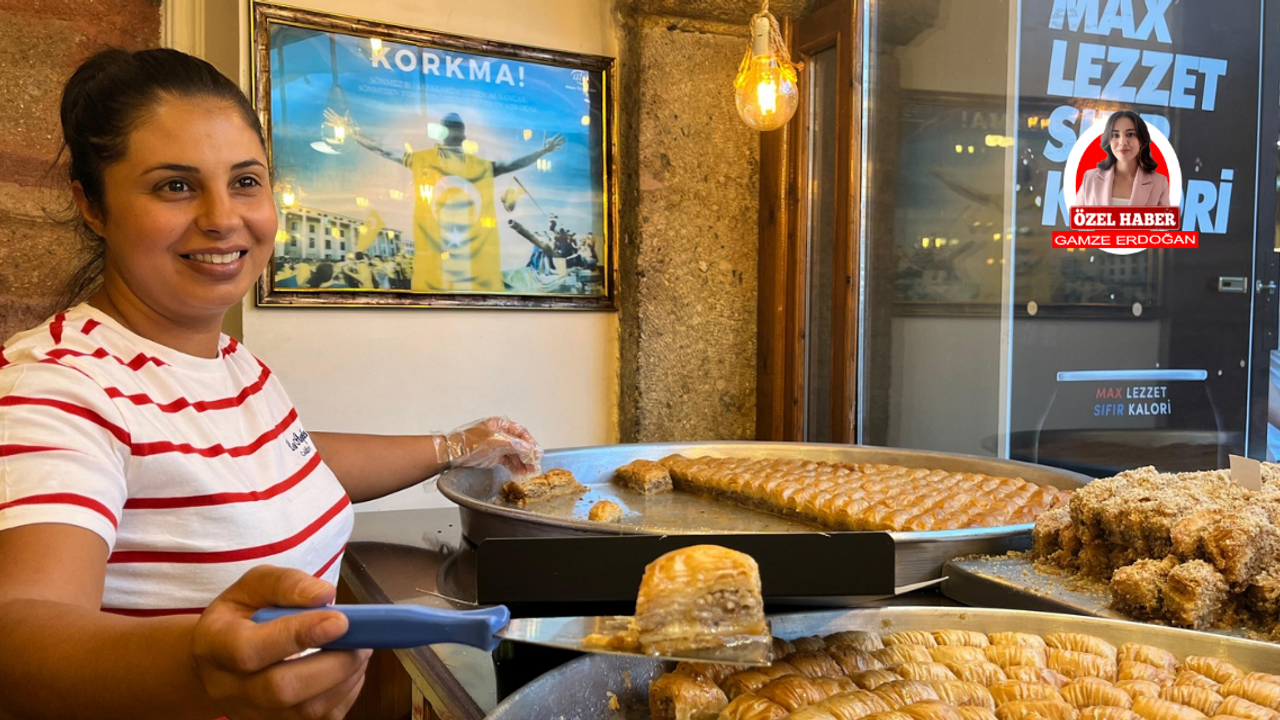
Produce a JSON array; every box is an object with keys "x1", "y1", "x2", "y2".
[{"x1": 757, "y1": 77, "x2": 778, "y2": 115}]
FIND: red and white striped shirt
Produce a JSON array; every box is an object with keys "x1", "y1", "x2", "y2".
[{"x1": 0, "y1": 305, "x2": 353, "y2": 616}]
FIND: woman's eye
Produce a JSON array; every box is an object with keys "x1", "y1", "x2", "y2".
[
  {"x1": 163, "y1": 180, "x2": 191, "y2": 193},
  {"x1": 235, "y1": 175, "x2": 263, "y2": 189}
]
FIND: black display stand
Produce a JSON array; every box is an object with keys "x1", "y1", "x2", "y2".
[{"x1": 474, "y1": 532, "x2": 896, "y2": 606}]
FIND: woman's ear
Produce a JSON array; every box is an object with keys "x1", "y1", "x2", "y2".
[{"x1": 71, "y1": 181, "x2": 107, "y2": 238}]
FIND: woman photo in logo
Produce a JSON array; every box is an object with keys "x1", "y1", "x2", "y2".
[{"x1": 1064, "y1": 109, "x2": 1181, "y2": 210}]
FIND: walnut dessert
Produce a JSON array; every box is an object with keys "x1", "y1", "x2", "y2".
[
  {"x1": 613, "y1": 458, "x2": 674, "y2": 494},
  {"x1": 651, "y1": 455, "x2": 1070, "y2": 532},
  {"x1": 1033, "y1": 463, "x2": 1280, "y2": 636},
  {"x1": 498, "y1": 468, "x2": 587, "y2": 506},
  {"x1": 650, "y1": 626, "x2": 1279, "y2": 720},
  {"x1": 588, "y1": 499, "x2": 622, "y2": 523},
  {"x1": 635, "y1": 545, "x2": 770, "y2": 658}
]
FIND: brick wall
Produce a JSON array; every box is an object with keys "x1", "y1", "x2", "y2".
[{"x1": 0, "y1": 0, "x2": 161, "y2": 341}]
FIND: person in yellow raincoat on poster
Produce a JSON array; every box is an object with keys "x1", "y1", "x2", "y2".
[{"x1": 346, "y1": 110, "x2": 564, "y2": 292}]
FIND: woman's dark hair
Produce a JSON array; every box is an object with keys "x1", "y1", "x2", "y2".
[
  {"x1": 56, "y1": 48, "x2": 266, "y2": 309},
  {"x1": 1096, "y1": 110, "x2": 1158, "y2": 174}
]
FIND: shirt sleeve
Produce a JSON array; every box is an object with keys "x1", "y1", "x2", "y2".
[{"x1": 0, "y1": 361, "x2": 131, "y2": 548}]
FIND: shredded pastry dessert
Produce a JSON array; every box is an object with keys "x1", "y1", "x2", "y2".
[
  {"x1": 650, "y1": 455, "x2": 1070, "y2": 532},
  {"x1": 634, "y1": 545, "x2": 769, "y2": 658},
  {"x1": 1032, "y1": 464, "x2": 1280, "y2": 637},
  {"x1": 649, "y1": 627, "x2": 1277, "y2": 720},
  {"x1": 498, "y1": 468, "x2": 586, "y2": 506}
]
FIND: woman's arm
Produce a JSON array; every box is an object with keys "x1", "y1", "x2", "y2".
[
  {"x1": 0, "y1": 525, "x2": 367, "y2": 720},
  {"x1": 309, "y1": 432, "x2": 450, "y2": 503},
  {"x1": 311, "y1": 417, "x2": 541, "y2": 503}
]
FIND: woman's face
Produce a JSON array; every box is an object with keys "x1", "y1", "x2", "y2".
[
  {"x1": 82, "y1": 97, "x2": 277, "y2": 327},
  {"x1": 1108, "y1": 116, "x2": 1140, "y2": 163}
]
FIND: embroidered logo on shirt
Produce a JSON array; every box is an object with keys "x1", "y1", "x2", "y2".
[{"x1": 286, "y1": 429, "x2": 313, "y2": 457}]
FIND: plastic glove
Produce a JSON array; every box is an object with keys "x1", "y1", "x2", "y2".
[{"x1": 436, "y1": 416, "x2": 542, "y2": 477}]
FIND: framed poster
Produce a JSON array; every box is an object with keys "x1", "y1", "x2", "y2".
[{"x1": 252, "y1": 3, "x2": 617, "y2": 308}]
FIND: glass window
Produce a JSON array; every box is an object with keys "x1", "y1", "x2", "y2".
[
  {"x1": 804, "y1": 46, "x2": 839, "y2": 442},
  {"x1": 857, "y1": 0, "x2": 1278, "y2": 475}
]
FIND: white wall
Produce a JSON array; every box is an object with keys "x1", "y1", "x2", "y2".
[{"x1": 229, "y1": 0, "x2": 621, "y2": 511}]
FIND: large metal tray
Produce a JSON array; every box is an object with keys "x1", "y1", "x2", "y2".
[
  {"x1": 484, "y1": 606, "x2": 1280, "y2": 720},
  {"x1": 438, "y1": 442, "x2": 1090, "y2": 586}
]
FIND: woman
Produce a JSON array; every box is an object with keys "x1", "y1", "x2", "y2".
[
  {"x1": 1075, "y1": 110, "x2": 1171, "y2": 207},
  {"x1": 0, "y1": 48, "x2": 540, "y2": 720}
]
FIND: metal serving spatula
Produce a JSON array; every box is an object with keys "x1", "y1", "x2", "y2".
[{"x1": 252, "y1": 604, "x2": 773, "y2": 666}]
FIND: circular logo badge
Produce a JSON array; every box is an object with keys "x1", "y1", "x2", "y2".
[{"x1": 1062, "y1": 116, "x2": 1182, "y2": 256}]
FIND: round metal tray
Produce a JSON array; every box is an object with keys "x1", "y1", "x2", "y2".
[
  {"x1": 484, "y1": 606, "x2": 1280, "y2": 720},
  {"x1": 438, "y1": 442, "x2": 1089, "y2": 586}
]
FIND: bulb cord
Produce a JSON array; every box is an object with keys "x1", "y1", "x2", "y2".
[{"x1": 738, "y1": 0, "x2": 804, "y2": 80}]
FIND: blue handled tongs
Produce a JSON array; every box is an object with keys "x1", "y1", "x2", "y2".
[{"x1": 253, "y1": 604, "x2": 773, "y2": 666}]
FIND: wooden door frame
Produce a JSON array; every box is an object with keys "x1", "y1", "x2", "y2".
[{"x1": 756, "y1": 0, "x2": 863, "y2": 442}]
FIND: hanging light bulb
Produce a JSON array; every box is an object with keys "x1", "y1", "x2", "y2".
[{"x1": 734, "y1": 3, "x2": 800, "y2": 131}]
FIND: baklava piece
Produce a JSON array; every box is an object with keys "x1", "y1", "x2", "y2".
[
  {"x1": 994, "y1": 699, "x2": 1079, "y2": 720},
  {"x1": 989, "y1": 632, "x2": 1049, "y2": 649},
  {"x1": 872, "y1": 679, "x2": 942, "y2": 709},
  {"x1": 824, "y1": 630, "x2": 884, "y2": 652},
  {"x1": 1203, "y1": 507, "x2": 1280, "y2": 585},
  {"x1": 901, "y1": 700, "x2": 967, "y2": 720},
  {"x1": 718, "y1": 693, "x2": 789, "y2": 720},
  {"x1": 1117, "y1": 644, "x2": 1178, "y2": 674},
  {"x1": 1034, "y1": 507, "x2": 1073, "y2": 560},
  {"x1": 587, "y1": 499, "x2": 622, "y2": 522},
  {"x1": 1132, "y1": 696, "x2": 1209, "y2": 720},
  {"x1": 1158, "y1": 686, "x2": 1223, "y2": 716},
  {"x1": 929, "y1": 681, "x2": 996, "y2": 710},
  {"x1": 613, "y1": 458, "x2": 674, "y2": 494},
  {"x1": 1182, "y1": 657, "x2": 1245, "y2": 685},
  {"x1": 648, "y1": 672, "x2": 728, "y2": 720},
  {"x1": 987, "y1": 680, "x2": 1063, "y2": 705},
  {"x1": 634, "y1": 545, "x2": 769, "y2": 658},
  {"x1": 1170, "y1": 510, "x2": 1224, "y2": 561},
  {"x1": 1161, "y1": 561, "x2": 1231, "y2": 630},
  {"x1": 1043, "y1": 633, "x2": 1116, "y2": 661},
  {"x1": 958, "y1": 707, "x2": 1001, "y2": 720},
  {"x1": 930, "y1": 646, "x2": 987, "y2": 665},
  {"x1": 1061, "y1": 679, "x2": 1133, "y2": 709},
  {"x1": 1115, "y1": 679, "x2": 1162, "y2": 700},
  {"x1": 1110, "y1": 557, "x2": 1179, "y2": 620},
  {"x1": 1080, "y1": 709, "x2": 1144, "y2": 720},
  {"x1": 1174, "y1": 670, "x2": 1222, "y2": 691},
  {"x1": 755, "y1": 675, "x2": 830, "y2": 711},
  {"x1": 819, "y1": 690, "x2": 893, "y2": 718},
  {"x1": 933, "y1": 629, "x2": 990, "y2": 648},
  {"x1": 1217, "y1": 696, "x2": 1280, "y2": 720},
  {"x1": 498, "y1": 468, "x2": 586, "y2": 506}
]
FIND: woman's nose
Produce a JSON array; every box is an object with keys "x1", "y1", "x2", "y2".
[{"x1": 196, "y1": 190, "x2": 244, "y2": 235}]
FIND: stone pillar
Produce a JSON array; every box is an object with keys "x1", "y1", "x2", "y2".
[
  {"x1": 616, "y1": 0, "x2": 808, "y2": 442},
  {"x1": 0, "y1": 1, "x2": 161, "y2": 341}
]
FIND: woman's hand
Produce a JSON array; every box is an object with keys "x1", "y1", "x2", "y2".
[
  {"x1": 191, "y1": 566, "x2": 370, "y2": 720},
  {"x1": 441, "y1": 416, "x2": 543, "y2": 477}
]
